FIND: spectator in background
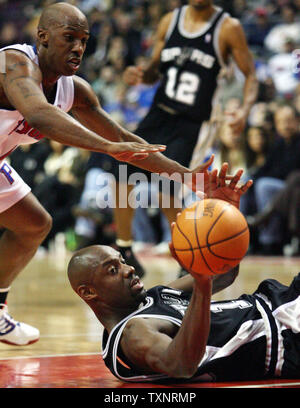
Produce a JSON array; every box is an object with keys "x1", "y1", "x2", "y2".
[
  {"x1": 92, "y1": 65, "x2": 121, "y2": 106},
  {"x1": 7, "y1": 142, "x2": 52, "y2": 193},
  {"x1": 248, "y1": 169, "x2": 300, "y2": 256},
  {"x1": 250, "y1": 105, "x2": 300, "y2": 255},
  {"x1": 268, "y1": 38, "x2": 300, "y2": 98},
  {"x1": 264, "y1": 3, "x2": 300, "y2": 53},
  {"x1": 34, "y1": 141, "x2": 90, "y2": 249},
  {"x1": 0, "y1": 22, "x2": 19, "y2": 48},
  {"x1": 213, "y1": 120, "x2": 247, "y2": 176},
  {"x1": 239, "y1": 126, "x2": 271, "y2": 251},
  {"x1": 247, "y1": 102, "x2": 275, "y2": 138},
  {"x1": 244, "y1": 126, "x2": 271, "y2": 178},
  {"x1": 72, "y1": 152, "x2": 117, "y2": 250},
  {"x1": 244, "y1": 7, "x2": 273, "y2": 54}
]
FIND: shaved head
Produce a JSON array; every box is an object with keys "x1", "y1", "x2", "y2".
[
  {"x1": 67, "y1": 245, "x2": 146, "y2": 326},
  {"x1": 38, "y1": 2, "x2": 88, "y2": 30},
  {"x1": 36, "y1": 2, "x2": 89, "y2": 76},
  {"x1": 67, "y1": 245, "x2": 106, "y2": 292}
]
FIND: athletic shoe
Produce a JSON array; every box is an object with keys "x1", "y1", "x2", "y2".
[{"x1": 0, "y1": 304, "x2": 40, "y2": 346}]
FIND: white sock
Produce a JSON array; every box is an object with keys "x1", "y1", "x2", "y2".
[{"x1": 116, "y1": 239, "x2": 133, "y2": 248}]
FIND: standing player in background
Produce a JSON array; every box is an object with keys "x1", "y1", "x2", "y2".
[
  {"x1": 0, "y1": 2, "x2": 215, "y2": 347},
  {"x1": 112, "y1": 0, "x2": 258, "y2": 276}
]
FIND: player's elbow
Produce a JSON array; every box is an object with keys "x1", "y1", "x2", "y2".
[
  {"x1": 167, "y1": 362, "x2": 200, "y2": 379},
  {"x1": 155, "y1": 354, "x2": 201, "y2": 379}
]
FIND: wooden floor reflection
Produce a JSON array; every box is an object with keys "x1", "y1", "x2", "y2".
[{"x1": 0, "y1": 246, "x2": 299, "y2": 387}]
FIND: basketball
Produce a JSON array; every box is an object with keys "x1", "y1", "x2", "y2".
[{"x1": 172, "y1": 199, "x2": 249, "y2": 276}]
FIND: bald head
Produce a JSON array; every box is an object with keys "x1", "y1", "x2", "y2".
[
  {"x1": 68, "y1": 246, "x2": 101, "y2": 292},
  {"x1": 67, "y1": 245, "x2": 118, "y2": 293},
  {"x1": 67, "y1": 245, "x2": 146, "y2": 325},
  {"x1": 38, "y1": 2, "x2": 88, "y2": 30},
  {"x1": 36, "y1": 2, "x2": 89, "y2": 76}
]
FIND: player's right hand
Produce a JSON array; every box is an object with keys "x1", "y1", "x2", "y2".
[
  {"x1": 122, "y1": 66, "x2": 144, "y2": 86},
  {"x1": 169, "y1": 220, "x2": 185, "y2": 269},
  {"x1": 106, "y1": 141, "x2": 166, "y2": 162}
]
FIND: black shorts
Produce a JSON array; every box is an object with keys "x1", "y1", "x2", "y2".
[{"x1": 110, "y1": 105, "x2": 203, "y2": 185}]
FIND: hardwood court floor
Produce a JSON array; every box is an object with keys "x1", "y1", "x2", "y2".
[{"x1": 0, "y1": 245, "x2": 299, "y2": 388}]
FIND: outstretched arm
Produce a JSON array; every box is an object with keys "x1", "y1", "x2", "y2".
[
  {"x1": 0, "y1": 50, "x2": 165, "y2": 162},
  {"x1": 121, "y1": 274, "x2": 212, "y2": 378}
]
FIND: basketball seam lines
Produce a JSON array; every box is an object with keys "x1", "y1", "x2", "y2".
[
  {"x1": 174, "y1": 226, "x2": 248, "y2": 253},
  {"x1": 206, "y1": 203, "x2": 231, "y2": 247},
  {"x1": 206, "y1": 227, "x2": 248, "y2": 260},
  {"x1": 175, "y1": 220, "x2": 194, "y2": 270},
  {"x1": 194, "y1": 201, "x2": 216, "y2": 275},
  {"x1": 206, "y1": 204, "x2": 247, "y2": 261}
]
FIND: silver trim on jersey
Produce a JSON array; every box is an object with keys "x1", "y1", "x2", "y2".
[
  {"x1": 165, "y1": 8, "x2": 179, "y2": 42},
  {"x1": 255, "y1": 299, "x2": 273, "y2": 374},
  {"x1": 212, "y1": 12, "x2": 229, "y2": 68},
  {"x1": 178, "y1": 6, "x2": 222, "y2": 39},
  {"x1": 101, "y1": 296, "x2": 154, "y2": 358}
]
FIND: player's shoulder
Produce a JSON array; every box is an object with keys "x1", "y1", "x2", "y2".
[
  {"x1": 220, "y1": 15, "x2": 244, "y2": 35},
  {"x1": 158, "y1": 10, "x2": 176, "y2": 34},
  {"x1": 72, "y1": 75, "x2": 98, "y2": 107},
  {"x1": 0, "y1": 48, "x2": 42, "y2": 83},
  {"x1": 2, "y1": 48, "x2": 40, "y2": 71},
  {"x1": 162, "y1": 10, "x2": 175, "y2": 23},
  {"x1": 73, "y1": 74, "x2": 90, "y2": 88},
  {"x1": 219, "y1": 15, "x2": 246, "y2": 46}
]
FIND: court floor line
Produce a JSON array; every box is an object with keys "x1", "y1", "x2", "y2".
[
  {"x1": 0, "y1": 351, "x2": 100, "y2": 360},
  {"x1": 39, "y1": 333, "x2": 100, "y2": 338},
  {"x1": 220, "y1": 382, "x2": 300, "y2": 388}
]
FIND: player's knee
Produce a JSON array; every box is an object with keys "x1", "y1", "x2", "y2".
[
  {"x1": 26, "y1": 209, "x2": 52, "y2": 240},
  {"x1": 37, "y1": 211, "x2": 52, "y2": 238}
]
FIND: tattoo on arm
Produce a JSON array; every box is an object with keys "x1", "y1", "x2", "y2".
[{"x1": 6, "y1": 61, "x2": 28, "y2": 72}]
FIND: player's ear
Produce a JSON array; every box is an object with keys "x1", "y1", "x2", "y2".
[
  {"x1": 37, "y1": 28, "x2": 49, "y2": 48},
  {"x1": 77, "y1": 284, "x2": 98, "y2": 301}
]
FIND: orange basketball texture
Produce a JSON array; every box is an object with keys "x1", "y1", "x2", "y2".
[{"x1": 172, "y1": 199, "x2": 249, "y2": 276}]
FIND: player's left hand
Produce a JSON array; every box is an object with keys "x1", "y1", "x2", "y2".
[{"x1": 203, "y1": 163, "x2": 253, "y2": 209}]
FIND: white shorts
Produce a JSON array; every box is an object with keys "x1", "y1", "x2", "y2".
[{"x1": 0, "y1": 160, "x2": 31, "y2": 213}]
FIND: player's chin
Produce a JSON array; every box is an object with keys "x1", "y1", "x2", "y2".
[
  {"x1": 131, "y1": 287, "x2": 147, "y2": 304},
  {"x1": 190, "y1": 0, "x2": 211, "y2": 8},
  {"x1": 64, "y1": 62, "x2": 81, "y2": 75}
]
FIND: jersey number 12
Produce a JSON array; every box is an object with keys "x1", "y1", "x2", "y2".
[{"x1": 165, "y1": 67, "x2": 200, "y2": 106}]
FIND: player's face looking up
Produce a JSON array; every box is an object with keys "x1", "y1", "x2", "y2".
[{"x1": 89, "y1": 247, "x2": 147, "y2": 309}]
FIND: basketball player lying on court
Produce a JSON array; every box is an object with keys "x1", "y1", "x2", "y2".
[{"x1": 69, "y1": 165, "x2": 300, "y2": 382}]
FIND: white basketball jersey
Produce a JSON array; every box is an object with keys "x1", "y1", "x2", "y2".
[{"x1": 0, "y1": 43, "x2": 74, "y2": 159}]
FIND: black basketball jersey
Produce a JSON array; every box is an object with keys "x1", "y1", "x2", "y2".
[
  {"x1": 152, "y1": 6, "x2": 228, "y2": 123},
  {"x1": 101, "y1": 276, "x2": 300, "y2": 383}
]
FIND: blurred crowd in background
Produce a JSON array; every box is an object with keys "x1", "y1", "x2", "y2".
[{"x1": 1, "y1": 0, "x2": 300, "y2": 257}]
